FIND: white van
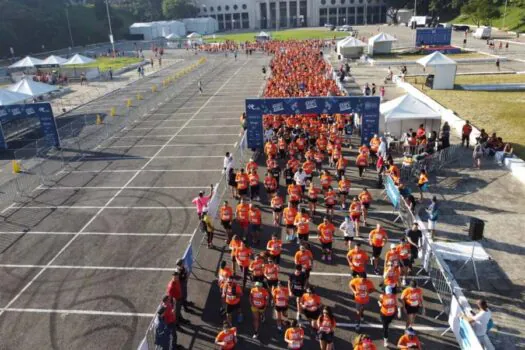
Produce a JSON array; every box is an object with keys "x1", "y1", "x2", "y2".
[{"x1": 473, "y1": 26, "x2": 492, "y2": 39}]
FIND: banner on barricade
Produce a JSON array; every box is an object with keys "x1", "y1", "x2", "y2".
[
  {"x1": 448, "y1": 296, "x2": 483, "y2": 350},
  {"x1": 182, "y1": 244, "x2": 193, "y2": 275},
  {"x1": 384, "y1": 175, "x2": 400, "y2": 210}
]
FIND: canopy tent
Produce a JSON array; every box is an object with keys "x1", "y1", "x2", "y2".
[
  {"x1": 187, "y1": 32, "x2": 202, "y2": 38},
  {"x1": 380, "y1": 94, "x2": 441, "y2": 138},
  {"x1": 42, "y1": 55, "x2": 68, "y2": 66},
  {"x1": 62, "y1": 54, "x2": 95, "y2": 66},
  {"x1": 367, "y1": 32, "x2": 397, "y2": 55},
  {"x1": 337, "y1": 37, "x2": 366, "y2": 58},
  {"x1": 8, "y1": 56, "x2": 45, "y2": 69},
  {"x1": 255, "y1": 31, "x2": 271, "y2": 41},
  {"x1": 0, "y1": 89, "x2": 31, "y2": 106},
  {"x1": 7, "y1": 78, "x2": 59, "y2": 98},
  {"x1": 416, "y1": 52, "x2": 457, "y2": 90},
  {"x1": 164, "y1": 33, "x2": 181, "y2": 40}
]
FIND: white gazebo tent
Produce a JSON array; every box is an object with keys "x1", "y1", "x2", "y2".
[
  {"x1": 7, "y1": 78, "x2": 59, "y2": 98},
  {"x1": 0, "y1": 89, "x2": 31, "y2": 106},
  {"x1": 164, "y1": 33, "x2": 181, "y2": 40},
  {"x1": 416, "y1": 52, "x2": 457, "y2": 90},
  {"x1": 8, "y1": 56, "x2": 45, "y2": 69},
  {"x1": 367, "y1": 32, "x2": 397, "y2": 55},
  {"x1": 42, "y1": 55, "x2": 68, "y2": 66},
  {"x1": 337, "y1": 37, "x2": 366, "y2": 58},
  {"x1": 187, "y1": 32, "x2": 202, "y2": 39},
  {"x1": 62, "y1": 54, "x2": 95, "y2": 66},
  {"x1": 380, "y1": 94, "x2": 441, "y2": 138},
  {"x1": 255, "y1": 31, "x2": 271, "y2": 41}
]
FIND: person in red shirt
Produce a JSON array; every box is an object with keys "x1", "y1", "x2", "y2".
[
  {"x1": 215, "y1": 321, "x2": 237, "y2": 350},
  {"x1": 397, "y1": 328, "x2": 422, "y2": 350},
  {"x1": 378, "y1": 286, "x2": 398, "y2": 348},
  {"x1": 264, "y1": 255, "x2": 280, "y2": 290},
  {"x1": 235, "y1": 199, "x2": 250, "y2": 237},
  {"x1": 235, "y1": 168, "x2": 249, "y2": 199},
  {"x1": 157, "y1": 295, "x2": 178, "y2": 349},
  {"x1": 271, "y1": 192, "x2": 284, "y2": 226},
  {"x1": 338, "y1": 176, "x2": 351, "y2": 210},
  {"x1": 166, "y1": 271, "x2": 188, "y2": 326},
  {"x1": 358, "y1": 187, "x2": 373, "y2": 226},
  {"x1": 283, "y1": 202, "x2": 298, "y2": 240},
  {"x1": 249, "y1": 253, "x2": 265, "y2": 284},
  {"x1": 462, "y1": 120, "x2": 473, "y2": 148},
  {"x1": 266, "y1": 233, "x2": 283, "y2": 265},
  {"x1": 347, "y1": 242, "x2": 368, "y2": 278},
  {"x1": 248, "y1": 169, "x2": 260, "y2": 201},
  {"x1": 264, "y1": 171, "x2": 278, "y2": 198},
  {"x1": 235, "y1": 241, "x2": 252, "y2": 289},
  {"x1": 272, "y1": 281, "x2": 290, "y2": 331},
  {"x1": 318, "y1": 217, "x2": 335, "y2": 262},
  {"x1": 284, "y1": 319, "x2": 305, "y2": 349},
  {"x1": 307, "y1": 182, "x2": 320, "y2": 216},
  {"x1": 221, "y1": 276, "x2": 243, "y2": 325},
  {"x1": 349, "y1": 274, "x2": 377, "y2": 332},
  {"x1": 396, "y1": 237, "x2": 412, "y2": 285}
]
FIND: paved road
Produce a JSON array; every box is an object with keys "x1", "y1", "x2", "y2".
[{"x1": 0, "y1": 53, "x2": 266, "y2": 349}]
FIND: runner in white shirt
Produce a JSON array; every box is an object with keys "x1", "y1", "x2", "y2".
[
  {"x1": 223, "y1": 152, "x2": 234, "y2": 174},
  {"x1": 339, "y1": 216, "x2": 355, "y2": 249},
  {"x1": 464, "y1": 299, "x2": 495, "y2": 350},
  {"x1": 293, "y1": 168, "x2": 307, "y2": 193}
]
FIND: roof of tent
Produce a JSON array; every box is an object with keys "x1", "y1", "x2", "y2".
[
  {"x1": 7, "y1": 78, "x2": 59, "y2": 97},
  {"x1": 417, "y1": 51, "x2": 457, "y2": 67},
  {"x1": 130, "y1": 22, "x2": 153, "y2": 28},
  {"x1": 257, "y1": 31, "x2": 270, "y2": 37},
  {"x1": 0, "y1": 89, "x2": 32, "y2": 106},
  {"x1": 380, "y1": 94, "x2": 441, "y2": 121},
  {"x1": 42, "y1": 55, "x2": 68, "y2": 65},
  {"x1": 8, "y1": 56, "x2": 45, "y2": 69},
  {"x1": 62, "y1": 54, "x2": 96, "y2": 65},
  {"x1": 164, "y1": 33, "x2": 181, "y2": 39},
  {"x1": 368, "y1": 32, "x2": 397, "y2": 43},
  {"x1": 187, "y1": 32, "x2": 201, "y2": 38},
  {"x1": 339, "y1": 37, "x2": 366, "y2": 47}
]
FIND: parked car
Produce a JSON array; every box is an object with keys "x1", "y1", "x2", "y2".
[
  {"x1": 324, "y1": 23, "x2": 335, "y2": 31},
  {"x1": 452, "y1": 25, "x2": 470, "y2": 32}
]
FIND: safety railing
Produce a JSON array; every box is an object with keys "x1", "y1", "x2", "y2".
[
  {"x1": 401, "y1": 144, "x2": 462, "y2": 182},
  {"x1": 0, "y1": 57, "x2": 209, "y2": 208}
]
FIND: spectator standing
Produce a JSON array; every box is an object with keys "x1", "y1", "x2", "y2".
[
  {"x1": 405, "y1": 223, "x2": 422, "y2": 267},
  {"x1": 156, "y1": 295, "x2": 180, "y2": 350},
  {"x1": 167, "y1": 271, "x2": 188, "y2": 327},
  {"x1": 192, "y1": 185, "x2": 214, "y2": 219},
  {"x1": 463, "y1": 299, "x2": 495, "y2": 350},
  {"x1": 223, "y1": 152, "x2": 234, "y2": 174},
  {"x1": 440, "y1": 122, "x2": 451, "y2": 149},
  {"x1": 371, "y1": 83, "x2": 376, "y2": 96},
  {"x1": 108, "y1": 67, "x2": 113, "y2": 80},
  {"x1": 426, "y1": 196, "x2": 439, "y2": 238},
  {"x1": 462, "y1": 120, "x2": 473, "y2": 147},
  {"x1": 379, "y1": 85, "x2": 385, "y2": 101}
]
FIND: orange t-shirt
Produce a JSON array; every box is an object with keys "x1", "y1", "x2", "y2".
[
  {"x1": 324, "y1": 190, "x2": 337, "y2": 205},
  {"x1": 265, "y1": 176, "x2": 277, "y2": 190},
  {"x1": 264, "y1": 263, "x2": 279, "y2": 281},
  {"x1": 397, "y1": 335, "x2": 422, "y2": 350},
  {"x1": 272, "y1": 286, "x2": 289, "y2": 307},
  {"x1": 418, "y1": 173, "x2": 428, "y2": 185},
  {"x1": 236, "y1": 173, "x2": 249, "y2": 190},
  {"x1": 369, "y1": 228, "x2": 388, "y2": 247},
  {"x1": 401, "y1": 287, "x2": 423, "y2": 307},
  {"x1": 295, "y1": 217, "x2": 310, "y2": 235},
  {"x1": 288, "y1": 184, "x2": 302, "y2": 202},
  {"x1": 283, "y1": 207, "x2": 298, "y2": 225},
  {"x1": 300, "y1": 293, "x2": 321, "y2": 311},
  {"x1": 380, "y1": 293, "x2": 398, "y2": 316},
  {"x1": 235, "y1": 246, "x2": 252, "y2": 267},
  {"x1": 220, "y1": 206, "x2": 233, "y2": 222},
  {"x1": 246, "y1": 161, "x2": 258, "y2": 174},
  {"x1": 249, "y1": 208, "x2": 262, "y2": 225},
  {"x1": 308, "y1": 186, "x2": 320, "y2": 199},
  {"x1": 267, "y1": 239, "x2": 282, "y2": 256},
  {"x1": 285, "y1": 327, "x2": 305, "y2": 349},
  {"x1": 249, "y1": 173, "x2": 259, "y2": 186},
  {"x1": 339, "y1": 179, "x2": 351, "y2": 192},
  {"x1": 350, "y1": 278, "x2": 375, "y2": 304},
  {"x1": 336, "y1": 157, "x2": 348, "y2": 170},
  {"x1": 350, "y1": 202, "x2": 362, "y2": 215},
  {"x1": 271, "y1": 195, "x2": 284, "y2": 209},
  {"x1": 356, "y1": 154, "x2": 368, "y2": 167},
  {"x1": 317, "y1": 315, "x2": 336, "y2": 333},
  {"x1": 294, "y1": 249, "x2": 313, "y2": 270},
  {"x1": 215, "y1": 327, "x2": 237, "y2": 350},
  {"x1": 320, "y1": 174, "x2": 332, "y2": 188},
  {"x1": 384, "y1": 266, "x2": 401, "y2": 286},
  {"x1": 359, "y1": 191, "x2": 372, "y2": 204},
  {"x1": 218, "y1": 267, "x2": 233, "y2": 288},
  {"x1": 303, "y1": 160, "x2": 315, "y2": 175},
  {"x1": 236, "y1": 204, "x2": 249, "y2": 222},
  {"x1": 396, "y1": 242, "x2": 411, "y2": 260},
  {"x1": 250, "y1": 287, "x2": 269, "y2": 308},
  {"x1": 347, "y1": 248, "x2": 369, "y2": 273},
  {"x1": 229, "y1": 239, "x2": 242, "y2": 257},
  {"x1": 318, "y1": 222, "x2": 335, "y2": 243},
  {"x1": 223, "y1": 282, "x2": 242, "y2": 305},
  {"x1": 249, "y1": 259, "x2": 264, "y2": 277},
  {"x1": 385, "y1": 250, "x2": 400, "y2": 267}
]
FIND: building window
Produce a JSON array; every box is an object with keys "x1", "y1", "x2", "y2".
[
  {"x1": 358, "y1": 0, "x2": 363, "y2": 3},
  {"x1": 225, "y1": 5, "x2": 230, "y2": 11},
  {"x1": 203, "y1": 7, "x2": 207, "y2": 12},
  {"x1": 210, "y1": 6, "x2": 214, "y2": 11},
  {"x1": 242, "y1": 12, "x2": 249, "y2": 28},
  {"x1": 341, "y1": 0, "x2": 346, "y2": 4},
  {"x1": 321, "y1": 0, "x2": 326, "y2": 5},
  {"x1": 242, "y1": 4, "x2": 247, "y2": 10},
  {"x1": 233, "y1": 4, "x2": 238, "y2": 10},
  {"x1": 331, "y1": 0, "x2": 336, "y2": 4},
  {"x1": 350, "y1": 0, "x2": 354, "y2": 3},
  {"x1": 217, "y1": 5, "x2": 221, "y2": 11}
]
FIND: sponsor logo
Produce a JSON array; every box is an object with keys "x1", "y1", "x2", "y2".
[
  {"x1": 272, "y1": 102, "x2": 284, "y2": 112},
  {"x1": 339, "y1": 102, "x2": 351, "y2": 111},
  {"x1": 305, "y1": 99, "x2": 317, "y2": 110}
]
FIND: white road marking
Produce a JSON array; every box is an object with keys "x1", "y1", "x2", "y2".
[
  {"x1": 335, "y1": 322, "x2": 448, "y2": 331},
  {"x1": 309, "y1": 271, "x2": 430, "y2": 280},
  {"x1": 73, "y1": 155, "x2": 223, "y2": 161},
  {"x1": 0, "y1": 308, "x2": 155, "y2": 318},
  {"x1": 67, "y1": 169, "x2": 221, "y2": 173},
  {"x1": 0, "y1": 264, "x2": 179, "y2": 272},
  {"x1": 1, "y1": 203, "x2": 16, "y2": 215},
  {"x1": 36, "y1": 186, "x2": 209, "y2": 190},
  {"x1": 103, "y1": 143, "x2": 235, "y2": 148},
  {"x1": 0, "y1": 59, "x2": 251, "y2": 319},
  {"x1": 0, "y1": 231, "x2": 193, "y2": 237},
  {"x1": 8, "y1": 206, "x2": 194, "y2": 210}
]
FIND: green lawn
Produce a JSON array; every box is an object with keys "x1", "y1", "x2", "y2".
[
  {"x1": 408, "y1": 75, "x2": 525, "y2": 158},
  {"x1": 204, "y1": 28, "x2": 349, "y2": 42},
  {"x1": 68, "y1": 57, "x2": 143, "y2": 71},
  {"x1": 451, "y1": 5, "x2": 525, "y2": 32}
]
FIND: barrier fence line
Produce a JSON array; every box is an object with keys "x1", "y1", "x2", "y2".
[
  {"x1": 0, "y1": 58, "x2": 209, "y2": 209},
  {"x1": 382, "y1": 172, "x2": 484, "y2": 350}
]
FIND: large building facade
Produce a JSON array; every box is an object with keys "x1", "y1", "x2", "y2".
[{"x1": 195, "y1": 0, "x2": 387, "y2": 31}]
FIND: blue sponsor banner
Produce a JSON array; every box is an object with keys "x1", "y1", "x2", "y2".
[
  {"x1": 0, "y1": 124, "x2": 6, "y2": 149},
  {"x1": 384, "y1": 175, "x2": 400, "y2": 210},
  {"x1": 0, "y1": 102, "x2": 60, "y2": 149},
  {"x1": 245, "y1": 96, "x2": 380, "y2": 149},
  {"x1": 416, "y1": 28, "x2": 452, "y2": 46},
  {"x1": 182, "y1": 244, "x2": 193, "y2": 274}
]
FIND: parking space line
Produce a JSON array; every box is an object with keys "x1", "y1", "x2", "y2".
[
  {"x1": 0, "y1": 264, "x2": 179, "y2": 272},
  {"x1": 75, "y1": 155, "x2": 223, "y2": 161},
  {"x1": 112, "y1": 134, "x2": 238, "y2": 139},
  {"x1": 0, "y1": 308, "x2": 155, "y2": 318},
  {"x1": 104, "y1": 143, "x2": 235, "y2": 149},
  {"x1": 171, "y1": 133, "x2": 239, "y2": 136},
  {"x1": 309, "y1": 271, "x2": 430, "y2": 280},
  {"x1": 0, "y1": 231, "x2": 193, "y2": 237},
  {"x1": 37, "y1": 186, "x2": 210, "y2": 190},
  {"x1": 8, "y1": 206, "x2": 194, "y2": 210},
  {"x1": 0, "y1": 59, "x2": 250, "y2": 319}
]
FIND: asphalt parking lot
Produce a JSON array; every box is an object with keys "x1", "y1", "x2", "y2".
[{"x1": 0, "y1": 53, "x2": 267, "y2": 349}]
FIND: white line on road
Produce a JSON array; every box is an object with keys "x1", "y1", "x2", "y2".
[
  {"x1": 75, "y1": 155, "x2": 224, "y2": 161},
  {"x1": 0, "y1": 231, "x2": 193, "y2": 237},
  {"x1": 0, "y1": 59, "x2": 251, "y2": 319},
  {"x1": 8, "y1": 206, "x2": 194, "y2": 210},
  {"x1": 103, "y1": 143, "x2": 235, "y2": 148},
  {"x1": 67, "y1": 169, "x2": 221, "y2": 173},
  {"x1": 0, "y1": 308, "x2": 155, "y2": 318},
  {"x1": 37, "y1": 186, "x2": 209, "y2": 190},
  {"x1": 309, "y1": 271, "x2": 430, "y2": 280},
  {"x1": 335, "y1": 322, "x2": 447, "y2": 332},
  {"x1": 0, "y1": 264, "x2": 179, "y2": 272}
]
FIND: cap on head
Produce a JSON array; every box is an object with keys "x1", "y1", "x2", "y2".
[
  {"x1": 406, "y1": 327, "x2": 416, "y2": 336},
  {"x1": 176, "y1": 259, "x2": 183, "y2": 266},
  {"x1": 390, "y1": 243, "x2": 396, "y2": 249},
  {"x1": 255, "y1": 281, "x2": 263, "y2": 287},
  {"x1": 385, "y1": 286, "x2": 393, "y2": 294}
]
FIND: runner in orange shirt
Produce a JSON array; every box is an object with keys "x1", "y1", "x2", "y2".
[
  {"x1": 383, "y1": 261, "x2": 401, "y2": 295},
  {"x1": 336, "y1": 155, "x2": 348, "y2": 181},
  {"x1": 235, "y1": 199, "x2": 250, "y2": 237},
  {"x1": 235, "y1": 241, "x2": 252, "y2": 289},
  {"x1": 324, "y1": 186, "x2": 337, "y2": 218},
  {"x1": 248, "y1": 203, "x2": 262, "y2": 245},
  {"x1": 266, "y1": 233, "x2": 283, "y2": 264},
  {"x1": 307, "y1": 182, "x2": 321, "y2": 216},
  {"x1": 349, "y1": 197, "x2": 362, "y2": 237},
  {"x1": 320, "y1": 170, "x2": 332, "y2": 193},
  {"x1": 356, "y1": 152, "x2": 369, "y2": 178},
  {"x1": 353, "y1": 334, "x2": 377, "y2": 350},
  {"x1": 294, "y1": 208, "x2": 311, "y2": 244},
  {"x1": 248, "y1": 169, "x2": 260, "y2": 201},
  {"x1": 400, "y1": 280, "x2": 425, "y2": 329},
  {"x1": 300, "y1": 286, "x2": 322, "y2": 331},
  {"x1": 264, "y1": 255, "x2": 280, "y2": 290},
  {"x1": 249, "y1": 253, "x2": 265, "y2": 284},
  {"x1": 317, "y1": 306, "x2": 337, "y2": 350},
  {"x1": 369, "y1": 224, "x2": 388, "y2": 274},
  {"x1": 221, "y1": 276, "x2": 243, "y2": 325},
  {"x1": 272, "y1": 281, "x2": 290, "y2": 331},
  {"x1": 303, "y1": 158, "x2": 316, "y2": 183},
  {"x1": 338, "y1": 176, "x2": 351, "y2": 210},
  {"x1": 249, "y1": 282, "x2": 269, "y2": 339},
  {"x1": 349, "y1": 274, "x2": 376, "y2": 332},
  {"x1": 264, "y1": 171, "x2": 278, "y2": 198},
  {"x1": 417, "y1": 169, "x2": 428, "y2": 200},
  {"x1": 283, "y1": 202, "x2": 298, "y2": 240},
  {"x1": 314, "y1": 148, "x2": 325, "y2": 173},
  {"x1": 284, "y1": 320, "x2": 305, "y2": 349},
  {"x1": 318, "y1": 217, "x2": 335, "y2": 262},
  {"x1": 358, "y1": 187, "x2": 373, "y2": 226},
  {"x1": 288, "y1": 181, "x2": 303, "y2": 207},
  {"x1": 378, "y1": 286, "x2": 398, "y2": 348},
  {"x1": 215, "y1": 321, "x2": 237, "y2": 350},
  {"x1": 384, "y1": 243, "x2": 400, "y2": 271},
  {"x1": 235, "y1": 168, "x2": 249, "y2": 199},
  {"x1": 220, "y1": 201, "x2": 234, "y2": 244},
  {"x1": 218, "y1": 260, "x2": 233, "y2": 291},
  {"x1": 228, "y1": 235, "x2": 243, "y2": 276},
  {"x1": 397, "y1": 328, "x2": 422, "y2": 350},
  {"x1": 294, "y1": 244, "x2": 314, "y2": 282},
  {"x1": 271, "y1": 192, "x2": 284, "y2": 225},
  {"x1": 396, "y1": 237, "x2": 412, "y2": 285},
  {"x1": 347, "y1": 242, "x2": 368, "y2": 277}
]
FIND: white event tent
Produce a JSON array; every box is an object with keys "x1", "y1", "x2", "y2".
[
  {"x1": 380, "y1": 94, "x2": 442, "y2": 138},
  {"x1": 42, "y1": 55, "x2": 68, "y2": 66},
  {"x1": 8, "y1": 56, "x2": 45, "y2": 69},
  {"x1": 7, "y1": 78, "x2": 59, "y2": 98},
  {"x1": 0, "y1": 89, "x2": 31, "y2": 106},
  {"x1": 255, "y1": 31, "x2": 271, "y2": 41},
  {"x1": 367, "y1": 32, "x2": 397, "y2": 55},
  {"x1": 337, "y1": 37, "x2": 366, "y2": 58},
  {"x1": 416, "y1": 51, "x2": 457, "y2": 90},
  {"x1": 164, "y1": 33, "x2": 181, "y2": 40},
  {"x1": 62, "y1": 54, "x2": 95, "y2": 66}
]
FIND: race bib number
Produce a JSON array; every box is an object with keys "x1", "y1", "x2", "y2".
[
  {"x1": 254, "y1": 300, "x2": 262, "y2": 307},
  {"x1": 387, "y1": 307, "x2": 395, "y2": 314}
]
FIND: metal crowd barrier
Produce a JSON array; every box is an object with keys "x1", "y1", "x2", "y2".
[{"x1": 402, "y1": 144, "x2": 462, "y2": 182}]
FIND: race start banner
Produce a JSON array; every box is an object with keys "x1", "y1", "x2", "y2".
[
  {"x1": 0, "y1": 102, "x2": 60, "y2": 150},
  {"x1": 245, "y1": 96, "x2": 380, "y2": 149}
]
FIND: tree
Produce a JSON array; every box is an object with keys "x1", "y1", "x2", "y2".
[
  {"x1": 385, "y1": 0, "x2": 411, "y2": 24},
  {"x1": 127, "y1": 0, "x2": 163, "y2": 21},
  {"x1": 94, "y1": 0, "x2": 106, "y2": 20},
  {"x1": 461, "y1": 0, "x2": 501, "y2": 26},
  {"x1": 162, "y1": 0, "x2": 198, "y2": 19}
]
